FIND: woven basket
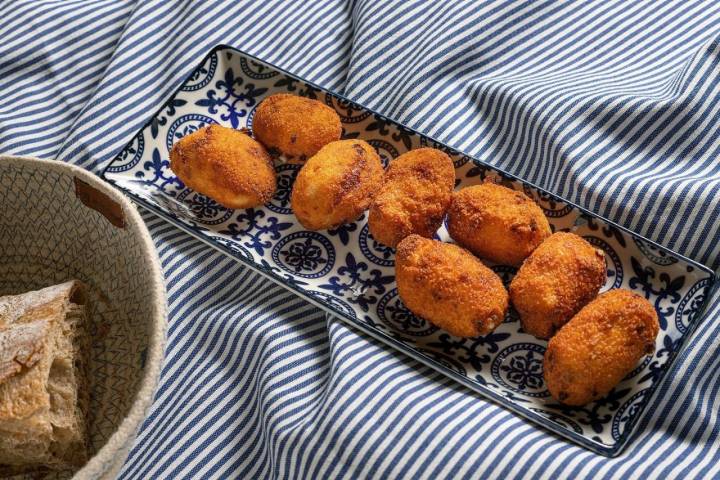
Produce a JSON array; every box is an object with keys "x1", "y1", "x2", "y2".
[{"x1": 0, "y1": 156, "x2": 167, "y2": 479}]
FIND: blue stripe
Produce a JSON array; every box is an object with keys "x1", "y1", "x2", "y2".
[
  {"x1": 3, "y1": 1, "x2": 720, "y2": 478},
  {"x1": 126, "y1": 294, "x2": 313, "y2": 479}
]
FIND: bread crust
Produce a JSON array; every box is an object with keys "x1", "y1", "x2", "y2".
[{"x1": 0, "y1": 281, "x2": 89, "y2": 471}]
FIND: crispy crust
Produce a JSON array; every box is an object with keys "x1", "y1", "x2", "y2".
[
  {"x1": 0, "y1": 281, "x2": 89, "y2": 470},
  {"x1": 291, "y1": 139, "x2": 384, "y2": 230},
  {"x1": 169, "y1": 125, "x2": 276, "y2": 209},
  {"x1": 395, "y1": 235, "x2": 509, "y2": 337},
  {"x1": 252, "y1": 93, "x2": 342, "y2": 160},
  {"x1": 368, "y1": 148, "x2": 455, "y2": 247},
  {"x1": 447, "y1": 183, "x2": 551, "y2": 266},
  {"x1": 543, "y1": 289, "x2": 659, "y2": 406},
  {"x1": 509, "y1": 232, "x2": 606, "y2": 339}
]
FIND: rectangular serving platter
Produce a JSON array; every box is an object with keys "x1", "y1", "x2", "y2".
[{"x1": 102, "y1": 44, "x2": 717, "y2": 457}]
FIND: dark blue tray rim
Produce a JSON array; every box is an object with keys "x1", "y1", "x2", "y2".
[{"x1": 101, "y1": 43, "x2": 718, "y2": 458}]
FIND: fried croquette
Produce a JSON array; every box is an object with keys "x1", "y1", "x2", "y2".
[
  {"x1": 509, "y1": 232, "x2": 606, "y2": 339},
  {"x1": 543, "y1": 289, "x2": 659, "y2": 406},
  {"x1": 291, "y1": 139, "x2": 384, "y2": 230},
  {"x1": 395, "y1": 235, "x2": 509, "y2": 337},
  {"x1": 169, "y1": 124, "x2": 276, "y2": 209},
  {"x1": 368, "y1": 148, "x2": 455, "y2": 247},
  {"x1": 252, "y1": 93, "x2": 342, "y2": 160},
  {"x1": 447, "y1": 182, "x2": 551, "y2": 266}
]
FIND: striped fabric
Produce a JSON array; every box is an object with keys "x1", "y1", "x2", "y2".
[{"x1": 1, "y1": 0, "x2": 720, "y2": 477}]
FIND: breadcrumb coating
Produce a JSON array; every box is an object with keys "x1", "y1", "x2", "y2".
[
  {"x1": 291, "y1": 139, "x2": 383, "y2": 230},
  {"x1": 252, "y1": 93, "x2": 342, "y2": 160},
  {"x1": 368, "y1": 148, "x2": 455, "y2": 247},
  {"x1": 169, "y1": 124, "x2": 276, "y2": 209},
  {"x1": 509, "y1": 232, "x2": 606, "y2": 339},
  {"x1": 544, "y1": 289, "x2": 659, "y2": 406},
  {"x1": 395, "y1": 235, "x2": 509, "y2": 338},
  {"x1": 447, "y1": 182, "x2": 551, "y2": 266}
]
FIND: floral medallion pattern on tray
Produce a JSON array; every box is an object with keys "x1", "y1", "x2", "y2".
[{"x1": 103, "y1": 45, "x2": 715, "y2": 457}]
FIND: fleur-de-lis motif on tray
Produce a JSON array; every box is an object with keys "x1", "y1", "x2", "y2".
[{"x1": 196, "y1": 68, "x2": 268, "y2": 128}]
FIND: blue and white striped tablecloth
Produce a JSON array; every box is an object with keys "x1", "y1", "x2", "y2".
[{"x1": 2, "y1": 1, "x2": 720, "y2": 478}]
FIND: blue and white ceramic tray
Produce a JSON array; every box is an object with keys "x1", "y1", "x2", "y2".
[{"x1": 103, "y1": 45, "x2": 716, "y2": 457}]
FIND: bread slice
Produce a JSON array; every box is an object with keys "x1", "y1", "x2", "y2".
[{"x1": 0, "y1": 281, "x2": 89, "y2": 474}]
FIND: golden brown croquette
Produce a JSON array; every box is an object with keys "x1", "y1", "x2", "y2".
[
  {"x1": 543, "y1": 289, "x2": 659, "y2": 406},
  {"x1": 169, "y1": 124, "x2": 276, "y2": 209},
  {"x1": 395, "y1": 235, "x2": 509, "y2": 338},
  {"x1": 447, "y1": 182, "x2": 551, "y2": 266},
  {"x1": 291, "y1": 139, "x2": 384, "y2": 230},
  {"x1": 368, "y1": 148, "x2": 455, "y2": 247},
  {"x1": 252, "y1": 93, "x2": 342, "y2": 160},
  {"x1": 509, "y1": 232, "x2": 606, "y2": 339}
]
